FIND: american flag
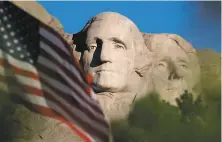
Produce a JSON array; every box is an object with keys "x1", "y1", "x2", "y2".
[{"x1": 0, "y1": 1, "x2": 109, "y2": 142}]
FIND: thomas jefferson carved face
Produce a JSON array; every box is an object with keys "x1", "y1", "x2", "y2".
[
  {"x1": 149, "y1": 34, "x2": 200, "y2": 105},
  {"x1": 80, "y1": 12, "x2": 140, "y2": 93}
]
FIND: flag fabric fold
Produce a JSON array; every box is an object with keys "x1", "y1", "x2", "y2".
[{"x1": 0, "y1": 1, "x2": 109, "y2": 142}]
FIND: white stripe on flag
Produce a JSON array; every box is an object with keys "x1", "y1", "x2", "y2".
[
  {"x1": 0, "y1": 66, "x2": 41, "y2": 89},
  {"x1": 0, "y1": 49, "x2": 38, "y2": 73},
  {"x1": 40, "y1": 41, "x2": 85, "y2": 85},
  {"x1": 40, "y1": 41, "x2": 101, "y2": 111},
  {"x1": 90, "y1": 89, "x2": 97, "y2": 100},
  {"x1": 42, "y1": 84, "x2": 105, "y2": 142},
  {"x1": 38, "y1": 43, "x2": 102, "y2": 110},
  {"x1": 39, "y1": 27, "x2": 70, "y2": 56},
  {"x1": 38, "y1": 56, "x2": 98, "y2": 109},
  {"x1": 38, "y1": 55, "x2": 82, "y2": 90},
  {"x1": 4, "y1": 84, "x2": 48, "y2": 107},
  {"x1": 38, "y1": 56, "x2": 88, "y2": 100},
  {"x1": 38, "y1": 67, "x2": 106, "y2": 121}
]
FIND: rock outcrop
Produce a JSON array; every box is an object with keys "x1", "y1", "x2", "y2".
[
  {"x1": 11, "y1": 1, "x2": 73, "y2": 50},
  {"x1": 1, "y1": 2, "x2": 83, "y2": 142}
]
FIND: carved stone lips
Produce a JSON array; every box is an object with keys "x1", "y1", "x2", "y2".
[
  {"x1": 167, "y1": 78, "x2": 186, "y2": 90},
  {"x1": 96, "y1": 70, "x2": 114, "y2": 73},
  {"x1": 167, "y1": 88, "x2": 177, "y2": 90}
]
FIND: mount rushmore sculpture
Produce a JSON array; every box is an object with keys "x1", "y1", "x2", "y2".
[
  {"x1": 72, "y1": 12, "x2": 201, "y2": 121},
  {"x1": 3, "y1": 2, "x2": 201, "y2": 141}
]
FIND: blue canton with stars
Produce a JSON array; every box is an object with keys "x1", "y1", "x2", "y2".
[{"x1": 0, "y1": 1, "x2": 40, "y2": 64}]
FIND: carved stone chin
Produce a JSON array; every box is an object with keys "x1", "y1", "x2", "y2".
[{"x1": 96, "y1": 92, "x2": 137, "y2": 122}]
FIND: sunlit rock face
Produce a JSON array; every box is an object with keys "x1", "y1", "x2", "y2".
[
  {"x1": 73, "y1": 12, "x2": 153, "y2": 121},
  {"x1": 74, "y1": 12, "x2": 151, "y2": 93},
  {"x1": 143, "y1": 33, "x2": 201, "y2": 105}
]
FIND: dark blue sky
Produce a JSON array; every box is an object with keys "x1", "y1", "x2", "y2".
[{"x1": 38, "y1": 1, "x2": 221, "y2": 52}]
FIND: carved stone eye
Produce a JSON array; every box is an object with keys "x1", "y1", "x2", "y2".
[
  {"x1": 181, "y1": 64, "x2": 187, "y2": 69},
  {"x1": 89, "y1": 44, "x2": 97, "y2": 50},
  {"x1": 115, "y1": 44, "x2": 125, "y2": 49},
  {"x1": 156, "y1": 61, "x2": 167, "y2": 70},
  {"x1": 90, "y1": 46, "x2": 96, "y2": 50},
  {"x1": 158, "y1": 63, "x2": 165, "y2": 67}
]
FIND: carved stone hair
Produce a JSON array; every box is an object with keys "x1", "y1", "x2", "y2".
[{"x1": 142, "y1": 33, "x2": 196, "y2": 54}]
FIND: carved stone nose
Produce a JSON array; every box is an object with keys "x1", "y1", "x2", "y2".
[
  {"x1": 168, "y1": 71, "x2": 180, "y2": 80},
  {"x1": 100, "y1": 42, "x2": 112, "y2": 63},
  {"x1": 168, "y1": 62, "x2": 180, "y2": 80}
]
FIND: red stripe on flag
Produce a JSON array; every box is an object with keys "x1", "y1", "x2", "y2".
[{"x1": 0, "y1": 58, "x2": 39, "y2": 81}]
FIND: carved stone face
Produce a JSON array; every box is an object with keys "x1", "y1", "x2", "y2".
[
  {"x1": 151, "y1": 37, "x2": 200, "y2": 105},
  {"x1": 81, "y1": 16, "x2": 135, "y2": 93}
]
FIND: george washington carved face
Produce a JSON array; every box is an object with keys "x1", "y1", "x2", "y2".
[{"x1": 76, "y1": 12, "x2": 149, "y2": 93}]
